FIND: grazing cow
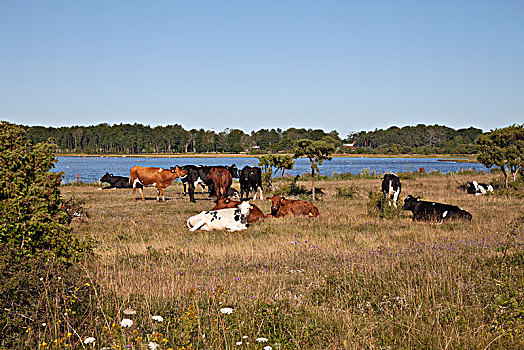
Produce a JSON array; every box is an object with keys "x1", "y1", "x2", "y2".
[
  {"x1": 266, "y1": 194, "x2": 320, "y2": 218},
  {"x1": 207, "y1": 167, "x2": 232, "y2": 202},
  {"x1": 467, "y1": 181, "x2": 493, "y2": 195},
  {"x1": 239, "y1": 166, "x2": 263, "y2": 200},
  {"x1": 381, "y1": 173, "x2": 401, "y2": 208},
  {"x1": 129, "y1": 166, "x2": 187, "y2": 202},
  {"x1": 99, "y1": 172, "x2": 139, "y2": 189},
  {"x1": 187, "y1": 201, "x2": 252, "y2": 232},
  {"x1": 402, "y1": 195, "x2": 472, "y2": 222},
  {"x1": 212, "y1": 198, "x2": 265, "y2": 223}
]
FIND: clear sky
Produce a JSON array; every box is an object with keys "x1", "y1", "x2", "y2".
[{"x1": 1, "y1": 1, "x2": 523, "y2": 137}]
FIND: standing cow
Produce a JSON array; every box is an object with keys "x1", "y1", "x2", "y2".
[
  {"x1": 129, "y1": 166, "x2": 187, "y2": 202},
  {"x1": 239, "y1": 166, "x2": 263, "y2": 200},
  {"x1": 381, "y1": 173, "x2": 401, "y2": 208},
  {"x1": 206, "y1": 167, "x2": 232, "y2": 202}
]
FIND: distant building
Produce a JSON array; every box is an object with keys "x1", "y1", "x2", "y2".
[{"x1": 344, "y1": 143, "x2": 356, "y2": 149}]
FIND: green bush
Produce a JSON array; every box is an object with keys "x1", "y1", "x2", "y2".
[{"x1": 366, "y1": 191, "x2": 403, "y2": 219}]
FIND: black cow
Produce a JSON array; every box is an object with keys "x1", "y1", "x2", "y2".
[
  {"x1": 402, "y1": 195, "x2": 472, "y2": 222},
  {"x1": 466, "y1": 181, "x2": 493, "y2": 195},
  {"x1": 180, "y1": 164, "x2": 239, "y2": 203},
  {"x1": 99, "y1": 172, "x2": 141, "y2": 189},
  {"x1": 239, "y1": 166, "x2": 263, "y2": 200},
  {"x1": 381, "y1": 173, "x2": 401, "y2": 208}
]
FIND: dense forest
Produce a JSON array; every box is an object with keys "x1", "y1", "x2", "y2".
[{"x1": 23, "y1": 123, "x2": 484, "y2": 155}]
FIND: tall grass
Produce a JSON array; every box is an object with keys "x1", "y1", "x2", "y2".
[{"x1": 25, "y1": 174, "x2": 523, "y2": 349}]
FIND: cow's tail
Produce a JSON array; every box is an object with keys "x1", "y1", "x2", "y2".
[{"x1": 218, "y1": 171, "x2": 223, "y2": 199}]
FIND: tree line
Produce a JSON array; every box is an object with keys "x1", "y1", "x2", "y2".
[{"x1": 23, "y1": 123, "x2": 483, "y2": 155}]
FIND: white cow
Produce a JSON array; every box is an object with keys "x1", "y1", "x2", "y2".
[{"x1": 187, "y1": 201, "x2": 252, "y2": 232}]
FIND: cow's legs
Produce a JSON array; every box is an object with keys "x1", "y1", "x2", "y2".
[
  {"x1": 188, "y1": 183, "x2": 196, "y2": 203},
  {"x1": 139, "y1": 187, "x2": 145, "y2": 201},
  {"x1": 133, "y1": 187, "x2": 137, "y2": 202},
  {"x1": 392, "y1": 190, "x2": 400, "y2": 209}
]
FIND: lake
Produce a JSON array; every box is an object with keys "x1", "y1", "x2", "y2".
[{"x1": 54, "y1": 156, "x2": 489, "y2": 184}]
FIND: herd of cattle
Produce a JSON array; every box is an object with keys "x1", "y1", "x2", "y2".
[{"x1": 99, "y1": 165, "x2": 492, "y2": 231}]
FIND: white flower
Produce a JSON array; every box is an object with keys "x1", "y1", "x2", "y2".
[
  {"x1": 236, "y1": 341, "x2": 243, "y2": 345},
  {"x1": 242, "y1": 335, "x2": 248, "y2": 339},
  {"x1": 120, "y1": 318, "x2": 133, "y2": 327},
  {"x1": 264, "y1": 346, "x2": 273, "y2": 350},
  {"x1": 220, "y1": 307, "x2": 233, "y2": 314},
  {"x1": 148, "y1": 342, "x2": 159, "y2": 350},
  {"x1": 256, "y1": 337, "x2": 268, "y2": 342},
  {"x1": 83, "y1": 337, "x2": 95, "y2": 344},
  {"x1": 151, "y1": 315, "x2": 164, "y2": 322},
  {"x1": 42, "y1": 323, "x2": 46, "y2": 327}
]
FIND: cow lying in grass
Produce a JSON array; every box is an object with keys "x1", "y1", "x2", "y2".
[
  {"x1": 402, "y1": 195, "x2": 472, "y2": 222},
  {"x1": 467, "y1": 181, "x2": 493, "y2": 195},
  {"x1": 266, "y1": 194, "x2": 320, "y2": 218},
  {"x1": 187, "y1": 201, "x2": 252, "y2": 232},
  {"x1": 212, "y1": 198, "x2": 265, "y2": 223},
  {"x1": 99, "y1": 172, "x2": 139, "y2": 189}
]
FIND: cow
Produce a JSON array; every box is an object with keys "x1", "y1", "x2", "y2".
[
  {"x1": 467, "y1": 181, "x2": 493, "y2": 195},
  {"x1": 186, "y1": 201, "x2": 252, "y2": 232},
  {"x1": 402, "y1": 195, "x2": 472, "y2": 222},
  {"x1": 99, "y1": 172, "x2": 139, "y2": 189},
  {"x1": 129, "y1": 166, "x2": 187, "y2": 202},
  {"x1": 207, "y1": 167, "x2": 232, "y2": 202},
  {"x1": 266, "y1": 194, "x2": 320, "y2": 218},
  {"x1": 381, "y1": 173, "x2": 401, "y2": 208},
  {"x1": 180, "y1": 164, "x2": 239, "y2": 203},
  {"x1": 212, "y1": 198, "x2": 265, "y2": 223},
  {"x1": 239, "y1": 166, "x2": 263, "y2": 200}
]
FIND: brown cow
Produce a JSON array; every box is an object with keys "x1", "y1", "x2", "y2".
[
  {"x1": 212, "y1": 198, "x2": 265, "y2": 223},
  {"x1": 266, "y1": 194, "x2": 320, "y2": 218},
  {"x1": 129, "y1": 166, "x2": 187, "y2": 202},
  {"x1": 206, "y1": 167, "x2": 232, "y2": 202}
]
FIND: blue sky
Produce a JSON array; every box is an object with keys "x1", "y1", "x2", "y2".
[{"x1": 1, "y1": 1, "x2": 523, "y2": 137}]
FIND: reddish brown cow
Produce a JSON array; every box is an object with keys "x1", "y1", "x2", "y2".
[
  {"x1": 129, "y1": 166, "x2": 187, "y2": 202},
  {"x1": 266, "y1": 194, "x2": 320, "y2": 218},
  {"x1": 212, "y1": 198, "x2": 265, "y2": 223},
  {"x1": 206, "y1": 167, "x2": 232, "y2": 202}
]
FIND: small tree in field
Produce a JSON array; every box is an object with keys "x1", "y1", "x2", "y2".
[
  {"x1": 476, "y1": 124, "x2": 524, "y2": 188},
  {"x1": 0, "y1": 121, "x2": 90, "y2": 260},
  {"x1": 294, "y1": 137, "x2": 336, "y2": 201}
]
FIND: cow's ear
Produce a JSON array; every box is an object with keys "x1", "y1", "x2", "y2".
[
  {"x1": 225, "y1": 198, "x2": 230, "y2": 203},
  {"x1": 250, "y1": 205, "x2": 254, "y2": 209},
  {"x1": 266, "y1": 197, "x2": 271, "y2": 201}
]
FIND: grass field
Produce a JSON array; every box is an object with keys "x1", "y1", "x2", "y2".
[{"x1": 55, "y1": 172, "x2": 523, "y2": 349}]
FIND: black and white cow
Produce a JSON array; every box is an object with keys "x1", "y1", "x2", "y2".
[
  {"x1": 186, "y1": 201, "x2": 252, "y2": 232},
  {"x1": 99, "y1": 172, "x2": 140, "y2": 189},
  {"x1": 180, "y1": 164, "x2": 239, "y2": 203},
  {"x1": 239, "y1": 166, "x2": 263, "y2": 200},
  {"x1": 381, "y1": 173, "x2": 401, "y2": 208},
  {"x1": 402, "y1": 195, "x2": 472, "y2": 222},
  {"x1": 467, "y1": 181, "x2": 494, "y2": 195}
]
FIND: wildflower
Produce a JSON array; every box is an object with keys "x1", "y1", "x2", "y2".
[
  {"x1": 85, "y1": 282, "x2": 90, "y2": 287},
  {"x1": 264, "y1": 346, "x2": 273, "y2": 350},
  {"x1": 42, "y1": 323, "x2": 46, "y2": 327},
  {"x1": 236, "y1": 341, "x2": 243, "y2": 345},
  {"x1": 242, "y1": 336, "x2": 248, "y2": 339},
  {"x1": 121, "y1": 318, "x2": 133, "y2": 328},
  {"x1": 83, "y1": 337, "x2": 95, "y2": 344},
  {"x1": 219, "y1": 307, "x2": 233, "y2": 314},
  {"x1": 151, "y1": 315, "x2": 164, "y2": 322},
  {"x1": 256, "y1": 337, "x2": 268, "y2": 342},
  {"x1": 148, "y1": 342, "x2": 159, "y2": 350},
  {"x1": 123, "y1": 308, "x2": 137, "y2": 315}
]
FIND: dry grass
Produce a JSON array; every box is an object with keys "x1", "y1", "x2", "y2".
[{"x1": 60, "y1": 173, "x2": 524, "y2": 349}]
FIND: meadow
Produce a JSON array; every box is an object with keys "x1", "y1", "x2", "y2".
[{"x1": 48, "y1": 172, "x2": 523, "y2": 349}]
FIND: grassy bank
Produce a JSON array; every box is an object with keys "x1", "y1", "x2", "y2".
[{"x1": 37, "y1": 173, "x2": 523, "y2": 349}]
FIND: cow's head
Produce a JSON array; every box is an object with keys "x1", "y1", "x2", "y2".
[
  {"x1": 266, "y1": 194, "x2": 285, "y2": 216},
  {"x1": 213, "y1": 198, "x2": 241, "y2": 210},
  {"x1": 100, "y1": 172, "x2": 112, "y2": 183},
  {"x1": 170, "y1": 166, "x2": 188, "y2": 178},
  {"x1": 402, "y1": 195, "x2": 419, "y2": 211},
  {"x1": 227, "y1": 164, "x2": 239, "y2": 178},
  {"x1": 238, "y1": 201, "x2": 253, "y2": 224}
]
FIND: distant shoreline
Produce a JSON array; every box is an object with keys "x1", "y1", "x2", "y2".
[{"x1": 56, "y1": 153, "x2": 479, "y2": 162}]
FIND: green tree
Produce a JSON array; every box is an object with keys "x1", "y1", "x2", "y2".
[
  {"x1": 293, "y1": 136, "x2": 336, "y2": 201},
  {"x1": 477, "y1": 124, "x2": 524, "y2": 187},
  {"x1": 0, "y1": 121, "x2": 90, "y2": 260},
  {"x1": 274, "y1": 155, "x2": 295, "y2": 185}
]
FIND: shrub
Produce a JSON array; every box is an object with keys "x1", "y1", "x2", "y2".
[{"x1": 366, "y1": 191, "x2": 403, "y2": 219}]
